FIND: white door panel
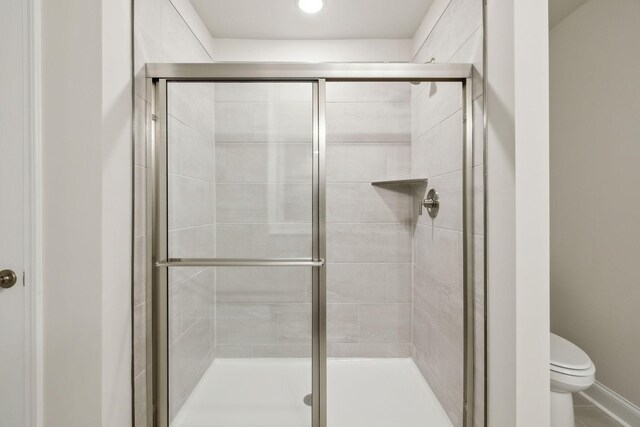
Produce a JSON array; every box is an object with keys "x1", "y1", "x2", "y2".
[{"x1": 0, "y1": 0, "x2": 28, "y2": 424}]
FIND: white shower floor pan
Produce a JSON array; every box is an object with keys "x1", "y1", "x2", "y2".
[{"x1": 172, "y1": 358, "x2": 453, "y2": 427}]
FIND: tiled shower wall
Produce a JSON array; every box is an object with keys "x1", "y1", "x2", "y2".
[
  {"x1": 166, "y1": 83, "x2": 217, "y2": 418},
  {"x1": 212, "y1": 82, "x2": 315, "y2": 358},
  {"x1": 325, "y1": 83, "x2": 414, "y2": 357},
  {"x1": 410, "y1": 0, "x2": 485, "y2": 426},
  {"x1": 211, "y1": 82, "x2": 415, "y2": 358},
  {"x1": 133, "y1": 0, "x2": 213, "y2": 425}
]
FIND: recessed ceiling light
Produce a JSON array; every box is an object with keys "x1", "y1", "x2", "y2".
[{"x1": 298, "y1": 0, "x2": 324, "y2": 14}]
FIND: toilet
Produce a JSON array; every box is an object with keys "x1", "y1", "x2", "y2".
[{"x1": 550, "y1": 333, "x2": 596, "y2": 427}]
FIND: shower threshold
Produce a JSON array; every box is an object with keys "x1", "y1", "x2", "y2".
[{"x1": 171, "y1": 358, "x2": 453, "y2": 427}]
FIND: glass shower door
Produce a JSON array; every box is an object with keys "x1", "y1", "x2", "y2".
[{"x1": 160, "y1": 81, "x2": 319, "y2": 427}]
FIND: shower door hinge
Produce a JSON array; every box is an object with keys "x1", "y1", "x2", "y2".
[{"x1": 151, "y1": 114, "x2": 157, "y2": 121}]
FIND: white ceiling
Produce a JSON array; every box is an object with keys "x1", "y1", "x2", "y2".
[
  {"x1": 189, "y1": 0, "x2": 434, "y2": 40},
  {"x1": 549, "y1": 0, "x2": 589, "y2": 28}
]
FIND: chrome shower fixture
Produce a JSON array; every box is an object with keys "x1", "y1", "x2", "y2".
[{"x1": 419, "y1": 189, "x2": 440, "y2": 218}]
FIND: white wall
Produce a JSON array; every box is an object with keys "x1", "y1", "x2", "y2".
[
  {"x1": 101, "y1": 0, "x2": 134, "y2": 425},
  {"x1": 42, "y1": 0, "x2": 132, "y2": 424},
  {"x1": 550, "y1": 0, "x2": 640, "y2": 408},
  {"x1": 206, "y1": 39, "x2": 412, "y2": 62},
  {"x1": 513, "y1": 1, "x2": 550, "y2": 424},
  {"x1": 486, "y1": 0, "x2": 550, "y2": 425}
]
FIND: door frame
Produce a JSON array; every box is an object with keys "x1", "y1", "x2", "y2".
[
  {"x1": 2, "y1": 0, "x2": 45, "y2": 423},
  {"x1": 23, "y1": 0, "x2": 43, "y2": 424},
  {"x1": 146, "y1": 62, "x2": 476, "y2": 427}
]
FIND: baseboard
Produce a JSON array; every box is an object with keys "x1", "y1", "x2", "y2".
[{"x1": 580, "y1": 381, "x2": 640, "y2": 427}]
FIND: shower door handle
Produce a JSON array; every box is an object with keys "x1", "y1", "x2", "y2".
[{"x1": 155, "y1": 258, "x2": 325, "y2": 268}]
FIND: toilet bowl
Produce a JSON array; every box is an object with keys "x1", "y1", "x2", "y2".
[{"x1": 550, "y1": 333, "x2": 596, "y2": 427}]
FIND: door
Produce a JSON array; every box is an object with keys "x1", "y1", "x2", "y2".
[
  {"x1": 0, "y1": 0, "x2": 28, "y2": 425},
  {"x1": 153, "y1": 80, "x2": 325, "y2": 427}
]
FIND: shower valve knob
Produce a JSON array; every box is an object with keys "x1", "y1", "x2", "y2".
[{"x1": 419, "y1": 189, "x2": 440, "y2": 218}]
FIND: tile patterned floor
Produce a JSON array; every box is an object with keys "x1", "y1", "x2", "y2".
[{"x1": 573, "y1": 393, "x2": 624, "y2": 427}]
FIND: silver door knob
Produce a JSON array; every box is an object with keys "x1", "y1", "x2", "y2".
[{"x1": 0, "y1": 269, "x2": 17, "y2": 289}]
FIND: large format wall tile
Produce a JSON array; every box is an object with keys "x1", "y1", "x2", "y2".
[
  {"x1": 214, "y1": 302, "x2": 315, "y2": 357},
  {"x1": 168, "y1": 174, "x2": 212, "y2": 229},
  {"x1": 216, "y1": 143, "x2": 312, "y2": 184},
  {"x1": 168, "y1": 117, "x2": 214, "y2": 181},
  {"x1": 214, "y1": 102, "x2": 253, "y2": 143},
  {"x1": 216, "y1": 183, "x2": 311, "y2": 224},
  {"x1": 450, "y1": 27, "x2": 484, "y2": 99},
  {"x1": 414, "y1": 224, "x2": 463, "y2": 292},
  {"x1": 169, "y1": 319, "x2": 215, "y2": 417},
  {"x1": 385, "y1": 263, "x2": 412, "y2": 303},
  {"x1": 329, "y1": 343, "x2": 413, "y2": 358},
  {"x1": 327, "y1": 304, "x2": 359, "y2": 343},
  {"x1": 333, "y1": 223, "x2": 413, "y2": 264},
  {"x1": 412, "y1": 0, "x2": 482, "y2": 65},
  {"x1": 215, "y1": 102, "x2": 314, "y2": 144},
  {"x1": 413, "y1": 266, "x2": 463, "y2": 348},
  {"x1": 216, "y1": 223, "x2": 312, "y2": 258},
  {"x1": 166, "y1": 83, "x2": 217, "y2": 421},
  {"x1": 411, "y1": 102, "x2": 463, "y2": 179},
  {"x1": 211, "y1": 83, "x2": 317, "y2": 359},
  {"x1": 411, "y1": 83, "x2": 462, "y2": 139},
  {"x1": 359, "y1": 304, "x2": 412, "y2": 344},
  {"x1": 327, "y1": 264, "x2": 387, "y2": 304},
  {"x1": 161, "y1": 0, "x2": 211, "y2": 63},
  {"x1": 326, "y1": 82, "x2": 411, "y2": 104},
  {"x1": 179, "y1": 269, "x2": 214, "y2": 335},
  {"x1": 217, "y1": 267, "x2": 311, "y2": 304},
  {"x1": 326, "y1": 144, "x2": 387, "y2": 183},
  {"x1": 277, "y1": 304, "x2": 312, "y2": 345},
  {"x1": 412, "y1": 306, "x2": 464, "y2": 426},
  {"x1": 252, "y1": 345, "x2": 312, "y2": 358},
  {"x1": 168, "y1": 84, "x2": 216, "y2": 139},
  {"x1": 326, "y1": 102, "x2": 411, "y2": 143},
  {"x1": 326, "y1": 183, "x2": 413, "y2": 224},
  {"x1": 410, "y1": 1, "x2": 485, "y2": 425},
  {"x1": 323, "y1": 82, "x2": 414, "y2": 357},
  {"x1": 216, "y1": 303, "x2": 278, "y2": 345}
]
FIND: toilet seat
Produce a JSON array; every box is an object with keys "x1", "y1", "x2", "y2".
[
  {"x1": 550, "y1": 333, "x2": 595, "y2": 376},
  {"x1": 551, "y1": 363, "x2": 595, "y2": 377},
  {"x1": 550, "y1": 333, "x2": 596, "y2": 427},
  {"x1": 551, "y1": 367, "x2": 595, "y2": 393}
]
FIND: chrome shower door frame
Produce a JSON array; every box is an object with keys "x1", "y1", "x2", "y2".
[{"x1": 146, "y1": 62, "x2": 476, "y2": 427}]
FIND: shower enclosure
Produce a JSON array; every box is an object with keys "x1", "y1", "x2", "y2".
[{"x1": 146, "y1": 63, "x2": 476, "y2": 427}]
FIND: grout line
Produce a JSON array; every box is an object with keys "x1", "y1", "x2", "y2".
[
  {"x1": 410, "y1": 105, "x2": 463, "y2": 142},
  {"x1": 411, "y1": 0, "x2": 454, "y2": 62},
  {"x1": 167, "y1": 113, "x2": 215, "y2": 144},
  {"x1": 414, "y1": 262, "x2": 463, "y2": 295},
  {"x1": 446, "y1": 25, "x2": 484, "y2": 63}
]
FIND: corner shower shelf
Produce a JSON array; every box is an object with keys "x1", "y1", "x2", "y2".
[{"x1": 371, "y1": 178, "x2": 428, "y2": 187}]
